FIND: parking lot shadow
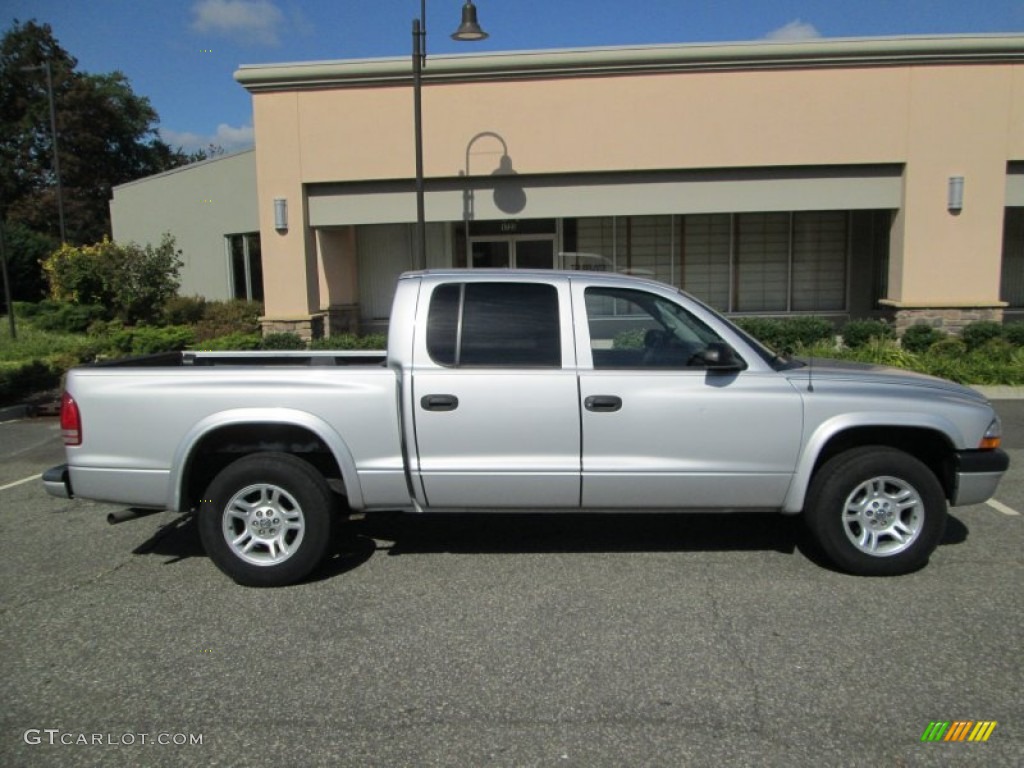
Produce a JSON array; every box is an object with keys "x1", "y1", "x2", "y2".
[
  {"x1": 126, "y1": 508, "x2": 972, "y2": 582},
  {"x1": 348, "y1": 511, "x2": 804, "y2": 556}
]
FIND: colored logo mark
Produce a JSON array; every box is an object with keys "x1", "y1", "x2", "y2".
[{"x1": 921, "y1": 721, "x2": 997, "y2": 742}]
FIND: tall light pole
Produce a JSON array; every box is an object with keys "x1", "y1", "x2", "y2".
[
  {"x1": 0, "y1": 218, "x2": 14, "y2": 339},
  {"x1": 22, "y1": 61, "x2": 67, "y2": 244},
  {"x1": 413, "y1": 1, "x2": 488, "y2": 270}
]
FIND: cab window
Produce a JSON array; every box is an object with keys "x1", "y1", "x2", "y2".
[
  {"x1": 585, "y1": 286, "x2": 729, "y2": 369},
  {"x1": 427, "y1": 282, "x2": 561, "y2": 368}
]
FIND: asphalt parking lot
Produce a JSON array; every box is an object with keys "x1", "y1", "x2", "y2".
[{"x1": 2, "y1": 403, "x2": 1022, "y2": 767}]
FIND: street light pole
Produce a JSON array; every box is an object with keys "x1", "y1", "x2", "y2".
[
  {"x1": 0, "y1": 218, "x2": 15, "y2": 339},
  {"x1": 22, "y1": 61, "x2": 67, "y2": 244},
  {"x1": 412, "y1": 1, "x2": 488, "y2": 270}
]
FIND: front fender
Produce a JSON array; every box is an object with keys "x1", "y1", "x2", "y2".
[
  {"x1": 167, "y1": 408, "x2": 363, "y2": 512},
  {"x1": 782, "y1": 411, "x2": 963, "y2": 513}
]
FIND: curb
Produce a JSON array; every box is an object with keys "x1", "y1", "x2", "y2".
[
  {"x1": 0, "y1": 400, "x2": 60, "y2": 422},
  {"x1": 973, "y1": 386, "x2": 1024, "y2": 400},
  {"x1": 0, "y1": 404, "x2": 32, "y2": 421}
]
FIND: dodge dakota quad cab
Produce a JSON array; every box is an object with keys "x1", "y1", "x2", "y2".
[{"x1": 44, "y1": 270, "x2": 1008, "y2": 586}]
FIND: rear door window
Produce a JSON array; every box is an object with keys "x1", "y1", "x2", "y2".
[{"x1": 427, "y1": 282, "x2": 561, "y2": 368}]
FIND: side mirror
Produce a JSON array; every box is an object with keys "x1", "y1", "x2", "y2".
[{"x1": 699, "y1": 342, "x2": 744, "y2": 372}]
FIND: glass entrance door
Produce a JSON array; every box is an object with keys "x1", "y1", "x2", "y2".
[
  {"x1": 515, "y1": 239, "x2": 555, "y2": 269},
  {"x1": 470, "y1": 236, "x2": 555, "y2": 269},
  {"x1": 471, "y1": 240, "x2": 511, "y2": 268}
]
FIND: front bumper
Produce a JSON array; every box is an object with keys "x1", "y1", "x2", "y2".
[
  {"x1": 951, "y1": 449, "x2": 1009, "y2": 507},
  {"x1": 42, "y1": 464, "x2": 73, "y2": 499}
]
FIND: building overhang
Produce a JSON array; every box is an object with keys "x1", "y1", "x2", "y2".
[{"x1": 235, "y1": 34, "x2": 1024, "y2": 92}]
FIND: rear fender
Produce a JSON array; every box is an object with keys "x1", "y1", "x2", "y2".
[{"x1": 167, "y1": 408, "x2": 362, "y2": 512}]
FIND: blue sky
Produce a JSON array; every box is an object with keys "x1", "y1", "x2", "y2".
[{"x1": 4, "y1": 1, "x2": 1023, "y2": 154}]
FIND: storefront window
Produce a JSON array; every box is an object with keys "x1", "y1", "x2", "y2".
[
  {"x1": 1001, "y1": 208, "x2": 1024, "y2": 308},
  {"x1": 565, "y1": 212, "x2": 854, "y2": 314},
  {"x1": 227, "y1": 233, "x2": 264, "y2": 301}
]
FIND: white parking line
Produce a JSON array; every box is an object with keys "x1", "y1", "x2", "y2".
[
  {"x1": 0, "y1": 474, "x2": 40, "y2": 492},
  {"x1": 986, "y1": 499, "x2": 1021, "y2": 516}
]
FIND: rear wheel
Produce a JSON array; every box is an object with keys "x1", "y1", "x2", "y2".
[
  {"x1": 805, "y1": 447, "x2": 947, "y2": 576},
  {"x1": 198, "y1": 452, "x2": 335, "y2": 587}
]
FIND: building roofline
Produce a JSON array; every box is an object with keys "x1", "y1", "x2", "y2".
[
  {"x1": 235, "y1": 34, "x2": 1024, "y2": 92},
  {"x1": 111, "y1": 147, "x2": 255, "y2": 191}
]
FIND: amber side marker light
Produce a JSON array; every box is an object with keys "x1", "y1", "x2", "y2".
[{"x1": 979, "y1": 419, "x2": 1001, "y2": 450}]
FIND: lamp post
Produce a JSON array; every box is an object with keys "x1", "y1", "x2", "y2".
[
  {"x1": 0, "y1": 218, "x2": 14, "y2": 339},
  {"x1": 413, "y1": 1, "x2": 488, "y2": 270},
  {"x1": 21, "y1": 61, "x2": 66, "y2": 244}
]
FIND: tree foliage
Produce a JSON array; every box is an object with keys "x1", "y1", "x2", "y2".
[
  {"x1": 1, "y1": 219, "x2": 55, "y2": 302},
  {"x1": 0, "y1": 19, "x2": 193, "y2": 246},
  {"x1": 42, "y1": 234, "x2": 183, "y2": 324}
]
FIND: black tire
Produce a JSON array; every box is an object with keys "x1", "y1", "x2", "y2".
[
  {"x1": 804, "y1": 446, "x2": 947, "y2": 576},
  {"x1": 198, "y1": 452, "x2": 335, "y2": 587}
]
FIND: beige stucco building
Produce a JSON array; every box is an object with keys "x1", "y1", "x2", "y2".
[{"x1": 117, "y1": 35, "x2": 1024, "y2": 337}]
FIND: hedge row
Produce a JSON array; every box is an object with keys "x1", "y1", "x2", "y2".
[{"x1": 731, "y1": 316, "x2": 1024, "y2": 355}]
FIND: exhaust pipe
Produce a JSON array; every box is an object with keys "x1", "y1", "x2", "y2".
[{"x1": 107, "y1": 508, "x2": 163, "y2": 525}]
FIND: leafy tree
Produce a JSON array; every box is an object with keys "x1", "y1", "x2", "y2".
[
  {"x1": 1, "y1": 219, "x2": 54, "y2": 302},
  {"x1": 42, "y1": 234, "x2": 183, "y2": 324},
  {"x1": 0, "y1": 19, "x2": 193, "y2": 248}
]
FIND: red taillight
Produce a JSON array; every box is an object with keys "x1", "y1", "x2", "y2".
[{"x1": 60, "y1": 391, "x2": 81, "y2": 446}]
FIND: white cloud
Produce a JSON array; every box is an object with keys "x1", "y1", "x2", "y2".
[
  {"x1": 161, "y1": 123, "x2": 255, "y2": 153},
  {"x1": 191, "y1": 0, "x2": 284, "y2": 46},
  {"x1": 765, "y1": 19, "x2": 822, "y2": 41}
]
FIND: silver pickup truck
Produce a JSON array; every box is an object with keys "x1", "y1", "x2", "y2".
[{"x1": 44, "y1": 270, "x2": 1008, "y2": 586}]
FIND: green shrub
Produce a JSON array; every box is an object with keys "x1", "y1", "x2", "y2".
[
  {"x1": 29, "y1": 301, "x2": 106, "y2": 334},
  {"x1": 163, "y1": 295, "x2": 207, "y2": 325},
  {"x1": 194, "y1": 300, "x2": 262, "y2": 341},
  {"x1": 612, "y1": 329, "x2": 646, "y2": 350},
  {"x1": 1005, "y1": 322, "x2": 1024, "y2": 348},
  {"x1": 0, "y1": 359, "x2": 61, "y2": 405},
  {"x1": 961, "y1": 321, "x2": 1003, "y2": 351},
  {"x1": 901, "y1": 324, "x2": 945, "y2": 354},
  {"x1": 928, "y1": 337, "x2": 968, "y2": 358},
  {"x1": 101, "y1": 325, "x2": 195, "y2": 356},
  {"x1": 260, "y1": 332, "x2": 306, "y2": 350},
  {"x1": 12, "y1": 301, "x2": 42, "y2": 318},
  {"x1": 840, "y1": 338, "x2": 916, "y2": 368},
  {"x1": 195, "y1": 332, "x2": 263, "y2": 351},
  {"x1": 732, "y1": 316, "x2": 834, "y2": 353},
  {"x1": 973, "y1": 337, "x2": 1016, "y2": 364},
  {"x1": 310, "y1": 333, "x2": 388, "y2": 350},
  {"x1": 842, "y1": 319, "x2": 895, "y2": 348},
  {"x1": 42, "y1": 234, "x2": 183, "y2": 324}
]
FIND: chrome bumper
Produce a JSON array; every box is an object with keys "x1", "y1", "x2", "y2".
[
  {"x1": 42, "y1": 464, "x2": 73, "y2": 499},
  {"x1": 951, "y1": 449, "x2": 1009, "y2": 507}
]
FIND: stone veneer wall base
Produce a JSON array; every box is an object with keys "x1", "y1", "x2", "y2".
[{"x1": 881, "y1": 306, "x2": 1005, "y2": 335}]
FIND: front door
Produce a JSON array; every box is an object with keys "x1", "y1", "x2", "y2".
[{"x1": 574, "y1": 283, "x2": 803, "y2": 509}]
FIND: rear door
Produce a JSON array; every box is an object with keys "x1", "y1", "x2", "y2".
[{"x1": 411, "y1": 277, "x2": 581, "y2": 508}]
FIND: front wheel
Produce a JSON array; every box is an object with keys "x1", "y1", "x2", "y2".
[
  {"x1": 198, "y1": 452, "x2": 335, "y2": 587},
  {"x1": 804, "y1": 447, "x2": 947, "y2": 576}
]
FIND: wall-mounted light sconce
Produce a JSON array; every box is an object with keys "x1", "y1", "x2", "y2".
[
  {"x1": 948, "y1": 176, "x2": 964, "y2": 213},
  {"x1": 273, "y1": 197, "x2": 288, "y2": 231}
]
